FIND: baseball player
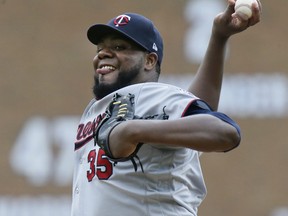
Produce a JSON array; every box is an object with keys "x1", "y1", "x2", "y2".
[{"x1": 71, "y1": 1, "x2": 261, "y2": 215}]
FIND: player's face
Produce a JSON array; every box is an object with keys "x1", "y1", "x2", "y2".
[{"x1": 92, "y1": 35, "x2": 147, "y2": 99}]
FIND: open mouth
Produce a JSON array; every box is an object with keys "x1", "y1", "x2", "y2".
[{"x1": 97, "y1": 65, "x2": 116, "y2": 75}]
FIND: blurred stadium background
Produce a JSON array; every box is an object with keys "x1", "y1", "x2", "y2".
[{"x1": 1, "y1": 0, "x2": 288, "y2": 215}]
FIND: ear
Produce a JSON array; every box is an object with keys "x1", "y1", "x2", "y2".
[{"x1": 144, "y1": 52, "x2": 158, "y2": 71}]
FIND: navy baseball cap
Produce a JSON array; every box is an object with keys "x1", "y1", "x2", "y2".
[{"x1": 87, "y1": 13, "x2": 163, "y2": 65}]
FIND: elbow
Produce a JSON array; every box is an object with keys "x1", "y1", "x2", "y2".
[
  {"x1": 222, "y1": 126, "x2": 241, "y2": 152},
  {"x1": 203, "y1": 112, "x2": 241, "y2": 152},
  {"x1": 199, "y1": 124, "x2": 241, "y2": 153}
]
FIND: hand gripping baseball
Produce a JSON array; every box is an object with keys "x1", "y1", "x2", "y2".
[{"x1": 94, "y1": 93, "x2": 137, "y2": 161}]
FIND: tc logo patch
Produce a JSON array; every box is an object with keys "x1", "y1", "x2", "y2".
[{"x1": 114, "y1": 14, "x2": 131, "y2": 27}]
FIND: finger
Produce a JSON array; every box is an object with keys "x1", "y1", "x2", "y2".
[
  {"x1": 255, "y1": 0, "x2": 262, "y2": 13},
  {"x1": 227, "y1": 0, "x2": 236, "y2": 6},
  {"x1": 218, "y1": 0, "x2": 249, "y2": 32},
  {"x1": 224, "y1": 0, "x2": 237, "y2": 18},
  {"x1": 248, "y1": 0, "x2": 262, "y2": 26},
  {"x1": 231, "y1": 15, "x2": 249, "y2": 30}
]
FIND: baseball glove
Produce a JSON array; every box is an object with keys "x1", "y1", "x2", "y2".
[{"x1": 94, "y1": 93, "x2": 138, "y2": 161}]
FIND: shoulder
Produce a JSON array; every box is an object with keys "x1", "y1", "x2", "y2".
[{"x1": 121, "y1": 82, "x2": 197, "y2": 98}]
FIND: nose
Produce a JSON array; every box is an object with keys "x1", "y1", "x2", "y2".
[{"x1": 96, "y1": 47, "x2": 114, "y2": 60}]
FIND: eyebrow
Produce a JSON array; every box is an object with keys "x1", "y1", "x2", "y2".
[
  {"x1": 97, "y1": 34, "x2": 147, "y2": 52},
  {"x1": 98, "y1": 32, "x2": 128, "y2": 44}
]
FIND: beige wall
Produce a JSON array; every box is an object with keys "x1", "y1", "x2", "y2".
[{"x1": 1, "y1": 0, "x2": 288, "y2": 215}]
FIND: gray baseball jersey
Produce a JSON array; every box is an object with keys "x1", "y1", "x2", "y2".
[{"x1": 71, "y1": 82, "x2": 207, "y2": 216}]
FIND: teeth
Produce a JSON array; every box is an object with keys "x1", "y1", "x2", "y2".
[{"x1": 100, "y1": 65, "x2": 115, "y2": 70}]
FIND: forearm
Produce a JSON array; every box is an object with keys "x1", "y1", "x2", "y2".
[
  {"x1": 188, "y1": 31, "x2": 229, "y2": 111},
  {"x1": 109, "y1": 115, "x2": 241, "y2": 158}
]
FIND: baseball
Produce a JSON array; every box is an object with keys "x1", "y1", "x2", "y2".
[{"x1": 234, "y1": 0, "x2": 256, "y2": 20}]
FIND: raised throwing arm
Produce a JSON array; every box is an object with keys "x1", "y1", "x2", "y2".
[{"x1": 188, "y1": 0, "x2": 261, "y2": 110}]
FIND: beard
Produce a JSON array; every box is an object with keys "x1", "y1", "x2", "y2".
[{"x1": 93, "y1": 63, "x2": 142, "y2": 100}]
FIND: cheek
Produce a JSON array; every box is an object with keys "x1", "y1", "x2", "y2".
[
  {"x1": 120, "y1": 55, "x2": 143, "y2": 70},
  {"x1": 93, "y1": 55, "x2": 99, "y2": 69}
]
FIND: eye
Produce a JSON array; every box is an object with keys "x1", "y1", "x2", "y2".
[
  {"x1": 112, "y1": 44, "x2": 126, "y2": 51},
  {"x1": 96, "y1": 46, "x2": 103, "y2": 53}
]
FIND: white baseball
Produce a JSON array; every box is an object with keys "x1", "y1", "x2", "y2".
[{"x1": 234, "y1": 0, "x2": 256, "y2": 20}]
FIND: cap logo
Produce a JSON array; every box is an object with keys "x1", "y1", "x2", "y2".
[
  {"x1": 152, "y1": 43, "x2": 158, "y2": 51},
  {"x1": 114, "y1": 14, "x2": 131, "y2": 27}
]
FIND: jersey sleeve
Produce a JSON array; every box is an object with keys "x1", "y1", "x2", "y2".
[
  {"x1": 183, "y1": 99, "x2": 241, "y2": 152},
  {"x1": 133, "y1": 83, "x2": 199, "y2": 120}
]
